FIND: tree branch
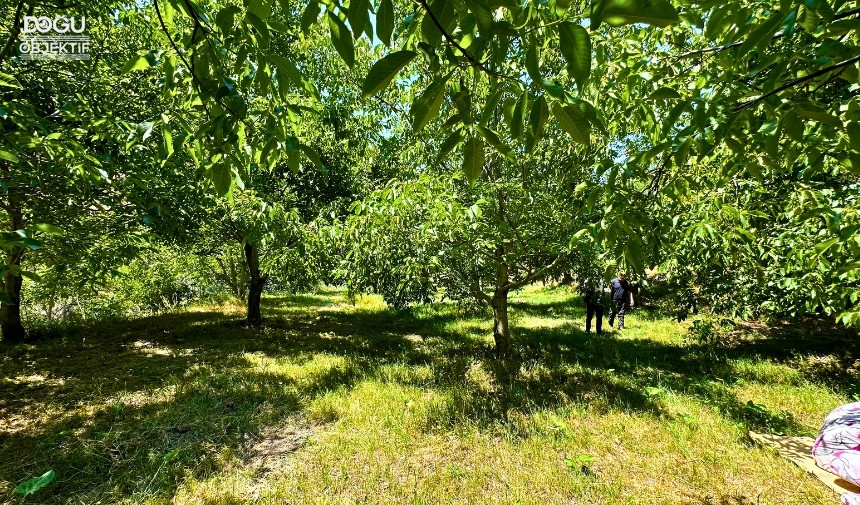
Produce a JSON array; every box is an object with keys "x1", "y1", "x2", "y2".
[
  {"x1": 0, "y1": 1, "x2": 33, "y2": 66},
  {"x1": 506, "y1": 252, "x2": 566, "y2": 290},
  {"x1": 152, "y1": 0, "x2": 250, "y2": 126},
  {"x1": 679, "y1": 7, "x2": 860, "y2": 59},
  {"x1": 416, "y1": 0, "x2": 512, "y2": 82},
  {"x1": 734, "y1": 54, "x2": 860, "y2": 111}
]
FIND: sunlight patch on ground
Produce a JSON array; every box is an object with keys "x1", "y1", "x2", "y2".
[{"x1": 3, "y1": 373, "x2": 65, "y2": 386}]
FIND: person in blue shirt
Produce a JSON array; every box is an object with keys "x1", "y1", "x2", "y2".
[{"x1": 608, "y1": 272, "x2": 634, "y2": 330}]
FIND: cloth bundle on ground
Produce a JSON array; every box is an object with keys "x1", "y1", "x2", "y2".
[{"x1": 814, "y1": 402, "x2": 860, "y2": 505}]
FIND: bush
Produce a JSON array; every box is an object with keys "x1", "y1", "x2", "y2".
[{"x1": 24, "y1": 245, "x2": 224, "y2": 328}]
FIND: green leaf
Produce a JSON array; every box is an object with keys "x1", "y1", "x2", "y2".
[
  {"x1": 300, "y1": 145, "x2": 322, "y2": 168},
  {"x1": 525, "y1": 95, "x2": 549, "y2": 153},
  {"x1": 590, "y1": 0, "x2": 607, "y2": 29},
  {"x1": 269, "y1": 54, "x2": 303, "y2": 88},
  {"x1": 327, "y1": 12, "x2": 355, "y2": 68},
  {"x1": 0, "y1": 150, "x2": 19, "y2": 163},
  {"x1": 286, "y1": 137, "x2": 301, "y2": 174},
  {"x1": 421, "y1": 0, "x2": 455, "y2": 46},
  {"x1": 827, "y1": 18, "x2": 860, "y2": 35},
  {"x1": 624, "y1": 241, "x2": 645, "y2": 273},
  {"x1": 800, "y1": 4, "x2": 819, "y2": 32},
  {"x1": 644, "y1": 386, "x2": 664, "y2": 397},
  {"x1": 847, "y1": 122, "x2": 860, "y2": 151},
  {"x1": 648, "y1": 87, "x2": 681, "y2": 100},
  {"x1": 0, "y1": 72, "x2": 22, "y2": 89},
  {"x1": 248, "y1": 0, "x2": 273, "y2": 19},
  {"x1": 551, "y1": 102, "x2": 591, "y2": 145},
  {"x1": 215, "y1": 5, "x2": 242, "y2": 34},
  {"x1": 462, "y1": 136, "x2": 485, "y2": 185},
  {"x1": 542, "y1": 79, "x2": 565, "y2": 99},
  {"x1": 411, "y1": 79, "x2": 447, "y2": 132},
  {"x1": 210, "y1": 161, "x2": 233, "y2": 197},
  {"x1": 558, "y1": 22, "x2": 591, "y2": 89},
  {"x1": 33, "y1": 223, "x2": 64, "y2": 234},
  {"x1": 577, "y1": 454, "x2": 596, "y2": 465},
  {"x1": 377, "y1": 0, "x2": 395, "y2": 45},
  {"x1": 21, "y1": 270, "x2": 42, "y2": 283},
  {"x1": 815, "y1": 237, "x2": 839, "y2": 255},
  {"x1": 122, "y1": 55, "x2": 150, "y2": 73},
  {"x1": 300, "y1": 0, "x2": 321, "y2": 33},
  {"x1": 479, "y1": 89, "x2": 503, "y2": 125},
  {"x1": 348, "y1": 0, "x2": 370, "y2": 39},
  {"x1": 794, "y1": 102, "x2": 842, "y2": 128},
  {"x1": 268, "y1": 19, "x2": 291, "y2": 33},
  {"x1": 162, "y1": 125, "x2": 173, "y2": 160},
  {"x1": 746, "y1": 162, "x2": 764, "y2": 181},
  {"x1": 245, "y1": 11, "x2": 270, "y2": 47},
  {"x1": 470, "y1": 2, "x2": 493, "y2": 33},
  {"x1": 18, "y1": 237, "x2": 42, "y2": 251},
  {"x1": 578, "y1": 99, "x2": 606, "y2": 134},
  {"x1": 526, "y1": 44, "x2": 541, "y2": 83},
  {"x1": 435, "y1": 130, "x2": 462, "y2": 165},
  {"x1": 705, "y1": 5, "x2": 729, "y2": 39},
  {"x1": 600, "y1": 0, "x2": 680, "y2": 27},
  {"x1": 738, "y1": 12, "x2": 783, "y2": 55},
  {"x1": 509, "y1": 91, "x2": 527, "y2": 140},
  {"x1": 13, "y1": 470, "x2": 54, "y2": 497},
  {"x1": 361, "y1": 51, "x2": 417, "y2": 98},
  {"x1": 476, "y1": 125, "x2": 512, "y2": 158},
  {"x1": 674, "y1": 136, "x2": 691, "y2": 166},
  {"x1": 782, "y1": 112, "x2": 805, "y2": 141}
]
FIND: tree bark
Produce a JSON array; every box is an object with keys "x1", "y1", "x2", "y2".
[
  {"x1": 1, "y1": 195, "x2": 26, "y2": 342},
  {"x1": 492, "y1": 243, "x2": 511, "y2": 355},
  {"x1": 1, "y1": 258, "x2": 25, "y2": 343},
  {"x1": 492, "y1": 288, "x2": 511, "y2": 355},
  {"x1": 243, "y1": 242, "x2": 268, "y2": 325}
]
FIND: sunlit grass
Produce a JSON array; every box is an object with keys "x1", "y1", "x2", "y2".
[{"x1": 1, "y1": 284, "x2": 854, "y2": 504}]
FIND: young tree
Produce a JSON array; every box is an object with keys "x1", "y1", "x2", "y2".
[{"x1": 341, "y1": 141, "x2": 601, "y2": 354}]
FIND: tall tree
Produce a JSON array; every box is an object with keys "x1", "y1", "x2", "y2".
[{"x1": 0, "y1": 1, "x2": 179, "y2": 341}]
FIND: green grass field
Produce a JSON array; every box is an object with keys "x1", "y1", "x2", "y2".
[{"x1": 1, "y1": 285, "x2": 855, "y2": 504}]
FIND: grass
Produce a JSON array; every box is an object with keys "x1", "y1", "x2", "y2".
[{"x1": 0, "y1": 285, "x2": 857, "y2": 504}]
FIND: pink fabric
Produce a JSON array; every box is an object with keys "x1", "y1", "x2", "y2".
[
  {"x1": 814, "y1": 403, "x2": 860, "y2": 504},
  {"x1": 843, "y1": 492, "x2": 860, "y2": 505}
]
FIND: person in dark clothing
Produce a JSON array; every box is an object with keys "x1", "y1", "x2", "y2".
[
  {"x1": 579, "y1": 274, "x2": 606, "y2": 334},
  {"x1": 608, "y1": 273, "x2": 634, "y2": 330}
]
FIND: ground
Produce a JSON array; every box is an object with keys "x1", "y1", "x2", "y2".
[{"x1": 0, "y1": 285, "x2": 856, "y2": 504}]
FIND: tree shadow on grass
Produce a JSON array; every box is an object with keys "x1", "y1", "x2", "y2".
[
  {"x1": 0, "y1": 289, "x2": 854, "y2": 503},
  {"x1": 0, "y1": 293, "x2": 467, "y2": 504},
  {"x1": 416, "y1": 320, "x2": 809, "y2": 437}
]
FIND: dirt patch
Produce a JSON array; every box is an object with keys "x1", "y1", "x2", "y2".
[
  {"x1": 239, "y1": 419, "x2": 317, "y2": 502},
  {"x1": 242, "y1": 419, "x2": 315, "y2": 475}
]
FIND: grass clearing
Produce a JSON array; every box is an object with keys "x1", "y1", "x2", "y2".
[{"x1": 1, "y1": 285, "x2": 855, "y2": 504}]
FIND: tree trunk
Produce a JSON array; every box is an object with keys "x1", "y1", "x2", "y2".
[
  {"x1": 492, "y1": 243, "x2": 511, "y2": 355},
  {"x1": 243, "y1": 242, "x2": 268, "y2": 325},
  {"x1": 1, "y1": 260, "x2": 25, "y2": 343},
  {"x1": 1, "y1": 192, "x2": 26, "y2": 343},
  {"x1": 492, "y1": 288, "x2": 511, "y2": 355}
]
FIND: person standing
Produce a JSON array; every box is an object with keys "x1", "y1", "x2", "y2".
[
  {"x1": 579, "y1": 274, "x2": 606, "y2": 334},
  {"x1": 608, "y1": 272, "x2": 634, "y2": 330}
]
